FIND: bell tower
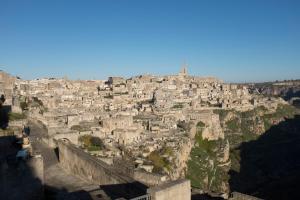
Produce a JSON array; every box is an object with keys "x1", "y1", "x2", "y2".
[{"x1": 179, "y1": 63, "x2": 188, "y2": 77}]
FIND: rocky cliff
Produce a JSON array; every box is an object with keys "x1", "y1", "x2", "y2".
[
  {"x1": 186, "y1": 103, "x2": 299, "y2": 198},
  {"x1": 249, "y1": 80, "x2": 300, "y2": 107}
]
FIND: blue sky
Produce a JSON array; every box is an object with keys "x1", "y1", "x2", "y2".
[{"x1": 0, "y1": 0, "x2": 299, "y2": 82}]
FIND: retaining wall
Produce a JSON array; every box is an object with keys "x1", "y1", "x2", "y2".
[
  {"x1": 147, "y1": 179, "x2": 191, "y2": 200},
  {"x1": 57, "y1": 139, "x2": 135, "y2": 185}
]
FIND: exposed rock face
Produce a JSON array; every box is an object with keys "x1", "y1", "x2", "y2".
[
  {"x1": 218, "y1": 139, "x2": 230, "y2": 164},
  {"x1": 186, "y1": 134, "x2": 231, "y2": 196},
  {"x1": 186, "y1": 110, "x2": 224, "y2": 141},
  {"x1": 170, "y1": 138, "x2": 193, "y2": 180},
  {"x1": 201, "y1": 113, "x2": 224, "y2": 141},
  {"x1": 186, "y1": 103, "x2": 298, "y2": 198},
  {"x1": 249, "y1": 80, "x2": 300, "y2": 102},
  {"x1": 186, "y1": 114, "x2": 231, "y2": 196}
]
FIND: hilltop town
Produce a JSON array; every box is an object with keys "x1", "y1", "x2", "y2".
[{"x1": 0, "y1": 68, "x2": 295, "y2": 200}]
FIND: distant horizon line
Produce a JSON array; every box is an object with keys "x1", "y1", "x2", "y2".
[{"x1": 1, "y1": 69, "x2": 299, "y2": 84}]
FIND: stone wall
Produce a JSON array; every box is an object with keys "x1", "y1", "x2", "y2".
[
  {"x1": 57, "y1": 139, "x2": 137, "y2": 185},
  {"x1": 53, "y1": 132, "x2": 79, "y2": 145},
  {"x1": 147, "y1": 179, "x2": 191, "y2": 200},
  {"x1": 133, "y1": 170, "x2": 166, "y2": 186},
  {"x1": 28, "y1": 154, "x2": 44, "y2": 185}
]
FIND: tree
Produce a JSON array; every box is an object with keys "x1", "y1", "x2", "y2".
[
  {"x1": 90, "y1": 136, "x2": 104, "y2": 148},
  {"x1": 78, "y1": 135, "x2": 104, "y2": 150}
]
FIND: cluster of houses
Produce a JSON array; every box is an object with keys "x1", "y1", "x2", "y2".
[{"x1": 0, "y1": 68, "x2": 285, "y2": 180}]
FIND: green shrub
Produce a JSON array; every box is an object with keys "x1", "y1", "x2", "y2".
[
  {"x1": 90, "y1": 136, "x2": 104, "y2": 147},
  {"x1": 20, "y1": 101, "x2": 28, "y2": 111},
  {"x1": 148, "y1": 150, "x2": 170, "y2": 173},
  {"x1": 78, "y1": 135, "x2": 104, "y2": 150},
  {"x1": 187, "y1": 131, "x2": 226, "y2": 190},
  {"x1": 161, "y1": 146, "x2": 173, "y2": 156},
  {"x1": 8, "y1": 112, "x2": 26, "y2": 121},
  {"x1": 226, "y1": 118, "x2": 240, "y2": 132},
  {"x1": 31, "y1": 97, "x2": 43, "y2": 107},
  {"x1": 71, "y1": 125, "x2": 90, "y2": 132},
  {"x1": 172, "y1": 103, "x2": 183, "y2": 109},
  {"x1": 195, "y1": 131, "x2": 217, "y2": 156},
  {"x1": 196, "y1": 121, "x2": 205, "y2": 128},
  {"x1": 87, "y1": 146, "x2": 102, "y2": 151}
]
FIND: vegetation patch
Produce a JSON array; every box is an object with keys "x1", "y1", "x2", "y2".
[
  {"x1": 262, "y1": 104, "x2": 296, "y2": 131},
  {"x1": 148, "y1": 150, "x2": 171, "y2": 173},
  {"x1": 8, "y1": 112, "x2": 26, "y2": 121},
  {"x1": 71, "y1": 125, "x2": 91, "y2": 132},
  {"x1": 240, "y1": 118, "x2": 255, "y2": 135},
  {"x1": 20, "y1": 101, "x2": 28, "y2": 111},
  {"x1": 78, "y1": 135, "x2": 104, "y2": 151},
  {"x1": 32, "y1": 97, "x2": 44, "y2": 107},
  {"x1": 189, "y1": 104, "x2": 298, "y2": 195},
  {"x1": 275, "y1": 104, "x2": 296, "y2": 118},
  {"x1": 161, "y1": 146, "x2": 174, "y2": 157},
  {"x1": 104, "y1": 95, "x2": 113, "y2": 99},
  {"x1": 196, "y1": 121, "x2": 205, "y2": 128},
  {"x1": 226, "y1": 118, "x2": 240, "y2": 133},
  {"x1": 172, "y1": 103, "x2": 184, "y2": 109},
  {"x1": 195, "y1": 132, "x2": 217, "y2": 155},
  {"x1": 187, "y1": 131, "x2": 228, "y2": 192}
]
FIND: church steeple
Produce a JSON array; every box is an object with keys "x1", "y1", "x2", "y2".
[{"x1": 179, "y1": 63, "x2": 188, "y2": 76}]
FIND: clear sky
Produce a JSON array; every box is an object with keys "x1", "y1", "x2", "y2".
[{"x1": 0, "y1": 0, "x2": 299, "y2": 82}]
